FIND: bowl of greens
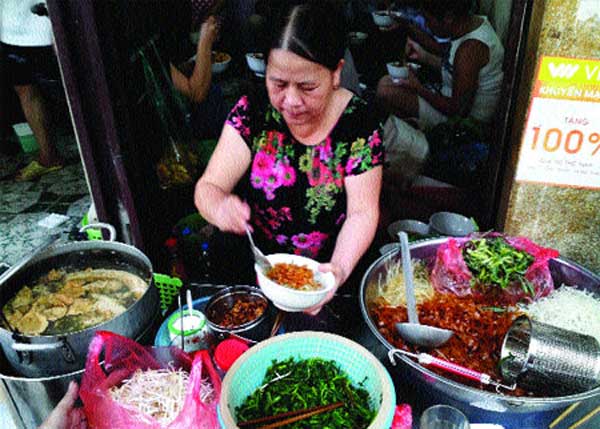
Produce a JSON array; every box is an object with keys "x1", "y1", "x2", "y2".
[{"x1": 219, "y1": 331, "x2": 396, "y2": 428}]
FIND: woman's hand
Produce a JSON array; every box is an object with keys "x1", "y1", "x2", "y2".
[
  {"x1": 303, "y1": 262, "x2": 344, "y2": 316},
  {"x1": 405, "y1": 38, "x2": 426, "y2": 63},
  {"x1": 199, "y1": 16, "x2": 219, "y2": 48},
  {"x1": 215, "y1": 194, "x2": 251, "y2": 234},
  {"x1": 39, "y1": 381, "x2": 87, "y2": 429}
]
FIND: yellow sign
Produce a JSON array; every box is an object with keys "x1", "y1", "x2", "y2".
[{"x1": 515, "y1": 56, "x2": 600, "y2": 189}]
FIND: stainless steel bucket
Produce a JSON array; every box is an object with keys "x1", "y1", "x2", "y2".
[
  {"x1": 0, "y1": 240, "x2": 159, "y2": 377},
  {"x1": 359, "y1": 238, "x2": 600, "y2": 429}
]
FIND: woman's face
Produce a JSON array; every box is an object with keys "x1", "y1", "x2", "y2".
[{"x1": 266, "y1": 49, "x2": 341, "y2": 128}]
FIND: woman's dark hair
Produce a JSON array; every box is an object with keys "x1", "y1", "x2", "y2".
[
  {"x1": 268, "y1": 0, "x2": 347, "y2": 71},
  {"x1": 421, "y1": 0, "x2": 473, "y2": 19}
]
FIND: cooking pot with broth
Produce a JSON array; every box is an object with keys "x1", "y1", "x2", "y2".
[{"x1": 0, "y1": 240, "x2": 159, "y2": 378}]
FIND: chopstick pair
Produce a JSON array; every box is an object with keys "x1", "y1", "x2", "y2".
[
  {"x1": 238, "y1": 401, "x2": 345, "y2": 429},
  {"x1": 549, "y1": 401, "x2": 600, "y2": 429}
]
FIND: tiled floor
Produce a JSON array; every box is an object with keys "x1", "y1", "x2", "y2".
[{"x1": 0, "y1": 133, "x2": 91, "y2": 267}]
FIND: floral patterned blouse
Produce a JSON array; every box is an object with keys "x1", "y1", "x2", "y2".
[{"x1": 226, "y1": 94, "x2": 383, "y2": 261}]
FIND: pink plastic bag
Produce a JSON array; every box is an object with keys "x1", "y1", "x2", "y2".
[
  {"x1": 390, "y1": 404, "x2": 412, "y2": 429},
  {"x1": 431, "y1": 233, "x2": 559, "y2": 303},
  {"x1": 80, "y1": 331, "x2": 221, "y2": 429}
]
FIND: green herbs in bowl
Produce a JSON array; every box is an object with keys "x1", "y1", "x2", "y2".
[{"x1": 235, "y1": 357, "x2": 376, "y2": 428}]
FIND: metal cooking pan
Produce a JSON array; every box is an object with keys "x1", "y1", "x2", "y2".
[
  {"x1": 0, "y1": 238, "x2": 159, "y2": 378},
  {"x1": 359, "y1": 237, "x2": 600, "y2": 429}
]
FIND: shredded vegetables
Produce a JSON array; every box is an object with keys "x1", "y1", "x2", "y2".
[
  {"x1": 374, "y1": 259, "x2": 435, "y2": 307},
  {"x1": 462, "y1": 237, "x2": 534, "y2": 295},
  {"x1": 109, "y1": 367, "x2": 213, "y2": 425}
]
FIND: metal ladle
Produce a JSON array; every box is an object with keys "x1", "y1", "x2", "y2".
[{"x1": 395, "y1": 231, "x2": 454, "y2": 348}]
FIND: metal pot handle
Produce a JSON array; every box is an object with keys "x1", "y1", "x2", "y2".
[
  {"x1": 80, "y1": 222, "x2": 117, "y2": 241},
  {"x1": 12, "y1": 338, "x2": 76, "y2": 364}
]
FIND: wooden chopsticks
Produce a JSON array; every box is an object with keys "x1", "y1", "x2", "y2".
[{"x1": 238, "y1": 401, "x2": 345, "y2": 428}]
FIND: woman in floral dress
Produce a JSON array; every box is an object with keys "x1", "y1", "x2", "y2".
[{"x1": 194, "y1": 0, "x2": 383, "y2": 313}]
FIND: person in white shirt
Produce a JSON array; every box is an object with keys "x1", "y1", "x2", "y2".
[
  {"x1": 375, "y1": 0, "x2": 504, "y2": 129},
  {"x1": 1, "y1": 0, "x2": 63, "y2": 180}
]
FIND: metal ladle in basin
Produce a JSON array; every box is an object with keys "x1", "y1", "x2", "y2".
[{"x1": 395, "y1": 231, "x2": 454, "y2": 348}]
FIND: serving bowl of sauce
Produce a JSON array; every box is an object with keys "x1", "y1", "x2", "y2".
[{"x1": 205, "y1": 285, "x2": 270, "y2": 342}]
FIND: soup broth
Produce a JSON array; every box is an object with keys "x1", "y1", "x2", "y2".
[{"x1": 2, "y1": 268, "x2": 148, "y2": 336}]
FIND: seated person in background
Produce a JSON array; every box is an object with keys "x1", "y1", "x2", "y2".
[
  {"x1": 375, "y1": 0, "x2": 504, "y2": 131},
  {"x1": 169, "y1": 0, "x2": 228, "y2": 140}
]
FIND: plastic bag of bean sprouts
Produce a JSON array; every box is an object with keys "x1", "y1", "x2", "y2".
[
  {"x1": 80, "y1": 331, "x2": 221, "y2": 429},
  {"x1": 431, "y1": 233, "x2": 559, "y2": 304}
]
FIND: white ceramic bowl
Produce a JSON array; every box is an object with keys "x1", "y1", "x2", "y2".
[
  {"x1": 211, "y1": 51, "x2": 231, "y2": 74},
  {"x1": 255, "y1": 253, "x2": 336, "y2": 312},
  {"x1": 387, "y1": 219, "x2": 430, "y2": 240},
  {"x1": 348, "y1": 31, "x2": 368, "y2": 45},
  {"x1": 245, "y1": 52, "x2": 265, "y2": 76},
  {"x1": 386, "y1": 61, "x2": 408, "y2": 83},
  {"x1": 429, "y1": 211, "x2": 477, "y2": 236},
  {"x1": 372, "y1": 11, "x2": 394, "y2": 28}
]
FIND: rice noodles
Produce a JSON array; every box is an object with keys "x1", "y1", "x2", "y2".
[
  {"x1": 109, "y1": 367, "x2": 213, "y2": 425},
  {"x1": 373, "y1": 259, "x2": 435, "y2": 307}
]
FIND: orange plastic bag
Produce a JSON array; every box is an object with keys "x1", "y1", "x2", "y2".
[{"x1": 80, "y1": 331, "x2": 221, "y2": 429}]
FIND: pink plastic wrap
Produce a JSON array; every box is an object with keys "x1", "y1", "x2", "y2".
[
  {"x1": 80, "y1": 331, "x2": 221, "y2": 429},
  {"x1": 431, "y1": 233, "x2": 559, "y2": 303}
]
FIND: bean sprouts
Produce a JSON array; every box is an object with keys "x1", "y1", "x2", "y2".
[{"x1": 109, "y1": 366, "x2": 213, "y2": 425}]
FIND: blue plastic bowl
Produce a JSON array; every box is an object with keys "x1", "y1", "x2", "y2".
[{"x1": 219, "y1": 331, "x2": 396, "y2": 428}]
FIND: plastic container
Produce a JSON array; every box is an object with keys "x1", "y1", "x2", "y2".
[
  {"x1": 214, "y1": 338, "x2": 249, "y2": 372},
  {"x1": 12, "y1": 123, "x2": 38, "y2": 153},
  {"x1": 167, "y1": 308, "x2": 208, "y2": 352}
]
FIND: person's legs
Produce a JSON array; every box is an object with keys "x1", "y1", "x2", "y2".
[
  {"x1": 375, "y1": 75, "x2": 420, "y2": 119},
  {"x1": 14, "y1": 83, "x2": 61, "y2": 167}
]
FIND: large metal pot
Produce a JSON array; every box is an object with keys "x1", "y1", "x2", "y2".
[
  {"x1": 0, "y1": 240, "x2": 159, "y2": 378},
  {"x1": 359, "y1": 238, "x2": 600, "y2": 429}
]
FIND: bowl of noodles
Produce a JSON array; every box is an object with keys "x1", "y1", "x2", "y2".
[
  {"x1": 211, "y1": 51, "x2": 231, "y2": 74},
  {"x1": 255, "y1": 254, "x2": 336, "y2": 312}
]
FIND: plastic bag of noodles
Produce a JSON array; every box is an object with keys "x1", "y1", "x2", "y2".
[
  {"x1": 431, "y1": 233, "x2": 559, "y2": 304},
  {"x1": 80, "y1": 331, "x2": 221, "y2": 429}
]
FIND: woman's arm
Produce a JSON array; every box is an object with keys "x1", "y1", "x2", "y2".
[
  {"x1": 331, "y1": 165, "x2": 382, "y2": 284},
  {"x1": 170, "y1": 16, "x2": 218, "y2": 103},
  {"x1": 306, "y1": 165, "x2": 382, "y2": 315},
  {"x1": 194, "y1": 124, "x2": 252, "y2": 234},
  {"x1": 409, "y1": 39, "x2": 489, "y2": 117}
]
